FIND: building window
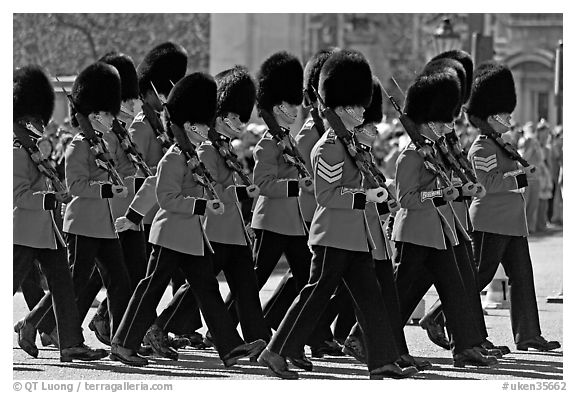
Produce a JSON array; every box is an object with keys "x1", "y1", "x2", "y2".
[{"x1": 537, "y1": 91, "x2": 550, "y2": 122}]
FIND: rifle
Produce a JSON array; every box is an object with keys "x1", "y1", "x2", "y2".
[
  {"x1": 444, "y1": 130, "x2": 480, "y2": 183},
  {"x1": 382, "y1": 86, "x2": 456, "y2": 194},
  {"x1": 207, "y1": 128, "x2": 253, "y2": 186},
  {"x1": 304, "y1": 88, "x2": 326, "y2": 138},
  {"x1": 163, "y1": 107, "x2": 221, "y2": 209},
  {"x1": 259, "y1": 109, "x2": 313, "y2": 187},
  {"x1": 469, "y1": 116, "x2": 536, "y2": 174},
  {"x1": 13, "y1": 121, "x2": 67, "y2": 194},
  {"x1": 111, "y1": 118, "x2": 153, "y2": 177},
  {"x1": 140, "y1": 82, "x2": 174, "y2": 153},
  {"x1": 435, "y1": 136, "x2": 477, "y2": 186},
  {"x1": 310, "y1": 87, "x2": 399, "y2": 213},
  {"x1": 60, "y1": 85, "x2": 125, "y2": 187}
]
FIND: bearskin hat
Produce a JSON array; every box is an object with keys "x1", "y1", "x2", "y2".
[
  {"x1": 256, "y1": 51, "x2": 303, "y2": 112},
  {"x1": 13, "y1": 65, "x2": 55, "y2": 125},
  {"x1": 404, "y1": 66, "x2": 461, "y2": 124},
  {"x1": 319, "y1": 49, "x2": 373, "y2": 109},
  {"x1": 137, "y1": 42, "x2": 188, "y2": 97},
  {"x1": 303, "y1": 47, "x2": 339, "y2": 106},
  {"x1": 99, "y1": 51, "x2": 139, "y2": 101},
  {"x1": 72, "y1": 62, "x2": 122, "y2": 117},
  {"x1": 363, "y1": 76, "x2": 383, "y2": 125},
  {"x1": 166, "y1": 72, "x2": 217, "y2": 127},
  {"x1": 215, "y1": 65, "x2": 256, "y2": 123},
  {"x1": 431, "y1": 50, "x2": 473, "y2": 103},
  {"x1": 423, "y1": 58, "x2": 467, "y2": 110},
  {"x1": 466, "y1": 61, "x2": 516, "y2": 120}
]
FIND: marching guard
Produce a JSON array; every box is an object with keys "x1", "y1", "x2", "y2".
[
  {"x1": 13, "y1": 65, "x2": 108, "y2": 362},
  {"x1": 465, "y1": 61, "x2": 560, "y2": 351},
  {"x1": 110, "y1": 72, "x2": 266, "y2": 367}
]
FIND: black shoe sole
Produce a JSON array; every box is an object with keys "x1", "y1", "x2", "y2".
[
  {"x1": 88, "y1": 321, "x2": 111, "y2": 347},
  {"x1": 60, "y1": 351, "x2": 108, "y2": 362},
  {"x1": 517, "y1": 343, "x2": 561, "y2": 352},
  {"x1": 287, "y1": 358, "x2": 313, "y2": 371},
  {"x1": 342, "y1": 346, "x2": 366, "y2": 364},
  {"x1": 257, "y1": 358, "x2": 299, "y2": 380},
  {"x1": 109, "y1": 352, "x2": 148, "y2": 367},
  {"x1": 453, "y1": 359, "x2": 498, "y2": 368}
]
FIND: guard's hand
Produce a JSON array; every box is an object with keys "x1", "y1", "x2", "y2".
[
  {"x1": 208, "y1": 199, "x2": 225, "y2": 215},
  {"x1": 461, "y1": 182, "x2": 476, "y2": 196},
  {"x1": 246, "y1": 184, "x2": 260, "y2": 198},
  {"x1": 55, "y1": 191, "x2": 72, "y2": 204},
  {"x1": 299, "y1": 177, "x2": 314, "y2": 192},
  {"x1": 522, "y1": 164, "x2": 536, "y2": 175},
  {"x1": 366, "y1": 187, "x2": 388, "y2": 203},
  {"x1": 115, "y1": 216, "x2": 137, "y2": 232},
  {"x1": 442, "y1": 186, "x2": 459, "y2": 202},
  {"x1": 112, "y1": 185, "x2": 128, "y2": 198},
  {"x1": 473, "y1": 183, "x2": 487, "y2": 198}
]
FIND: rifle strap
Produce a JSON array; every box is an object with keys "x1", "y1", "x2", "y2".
[{"x1": 309, "y1": 107, "x2": 325, "y2": 138}]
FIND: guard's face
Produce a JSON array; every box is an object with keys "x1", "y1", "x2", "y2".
[
  {"x1": 275, "y1": 102, "x2": 299, "y2": 125},
  {"x1": 487, "y1": 112, "x2": 512, "y2": 134},
  {"x1": 355, "y1": 122, "x2": 378, "y2": 146},
  {"x1": 118, "y1": 99, "x2": 139, "y2": 125},
  {"x1": 91, "y1": 111, "x2": 115, "y2": 132},
  {"x1": 221, "y1": 113, "x2": 245, "y2": 138}
]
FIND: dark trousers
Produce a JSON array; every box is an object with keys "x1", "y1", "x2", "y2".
[
  {"x1": 348, "y1": 259, "x2": 409, "y2": 355},
  {"x1": 225, "y1": 229, "x2": 312, "y2": 326},
  {"x1": 393, "y1": 241, "x2": 483, "y2": 354},
  {"x1": 145, "y1": 223, "x2": 200, "y2": 334},
  {"x1": 423, "y1": 231, "x2": 488, "y2": 340},
  {"x1": 269, "y1": 246, "x2": 400, "y2": 371},
  {"x1": 262, "y1": 270, "x2": 296, "y2": 330},
  {"x1": 472, "y1": 231, "x2": 541, "y2": 343},
  {"x1": 20, "y1": 264, "x2": 45, "y2": 311},
  {"x1": 78, "y1": 230, "x2": 148, "y2": 322},
  {"x1": 13, "y1": 244, "x2": 84, "y2": 349},
  {"x1": 112, "y1": 245, "x2": 244, "y2": 358},
  {"x1": 35, "y1": 234, "x2": 132, "y2": 337},
  {"x1": 157, "y1": 242, "x2": 271, "y2": 343}
]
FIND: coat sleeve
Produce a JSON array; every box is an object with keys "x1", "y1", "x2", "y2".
[
  {"x1": 395, "y1": 150, "x2": 444, "y2": 210},
  {"x1": 155, "y1": 151, "x2": 208, "y2": 216},
  {"x1": 65, "y1": 137, "x2": 114, "y2": 199},
  {"x1": 197, "y1": 145, "x2": 249, "y2": 204},
  {"x1": 13, "y1": 148, "x2": 56, "y2": 211},
  {"x1": 296, "y1": 127, "x2": 318, "y2": 201},
  {"x1": 468, "y1": 143, "x2": 527, "y2": 193},
  {"x1": 125, "y1": 175, "x2": 158, "y2": 225},
  {"x1": 313, "y1": 143, "x2": 366, "y2": 210},
  {"x1": 252, "y1": 138, "x2": 299, "y2": 198}
]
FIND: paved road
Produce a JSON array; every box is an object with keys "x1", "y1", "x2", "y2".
[{"x1": 13, "y1": 230, "x2": 563, "y2": 380}]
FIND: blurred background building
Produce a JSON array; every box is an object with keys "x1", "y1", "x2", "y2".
[{"x1": 13, "y1": 13, "x2": 562, "y2": 126}]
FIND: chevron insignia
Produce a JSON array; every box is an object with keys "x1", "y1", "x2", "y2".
[
  {"x1": 317, "y1": 157, "x2": 344, "y2": 183},
  {"x1": 473, "y1": 154, "x2": 497, "y2": 172}
]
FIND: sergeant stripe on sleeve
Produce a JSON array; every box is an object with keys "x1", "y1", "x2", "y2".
[
  {"x1": 473, "y1": 154, "x2": 497, "y2": 172},
  {"x1": 316, "y1": 158, "x2": 344, "y2": 184}
]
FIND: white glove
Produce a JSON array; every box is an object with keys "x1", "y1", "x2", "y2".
[
  {"x1": 366, "y1": 187, "x2": 388, "y2": 203},
  {"x1": 208, "y1": 199, "x2": 225, "y2": 215},
  {"x1": 112, "y1": 185, "x2": 128, "y2": 198},
  {"x1": 461, "y1": 182, "x2": 476, "y2": 196},
  {"x1": 442, "y1": 186, "x2": 459, "y2": 202},
  {"x1": 473, "y1": 184, "x2": 487, "y2": 198},
  {"x1": 299, "y1": 177, "x2": 314, "y2": 192},
  {"x1": 246, "y1": 184, "x2": 260, "y2": 198},
  {"x1": 115, "y1": 216, "x2": 137, "y2": 232}
]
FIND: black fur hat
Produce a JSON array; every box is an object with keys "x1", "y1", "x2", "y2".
[
  {"x1": 256, "y1": 51, "x2": 303, "y2": 112},
  {"x1": 466, "y1": 61, "x2": 516, "y2": 120},
  {"x1": 166, "y1": 72, "x2": 217, "y2": 127},
  {"x1": 303, "y1": 47, "x2": 339, "y2": 106},
  {"x1": 423, "y1": 58, "x2": 467, "y2": 110},
  {"x1": 215, "y1": 65, "x2": 256, "y2": 123},
  {"x1": 319, "y1": 49, "x2": 373, "y2": 109},
  {"x1": 13, "y1": 65, "x2": 55, "y2": 125},
  {"x1": 137, "y1": 42, "x2": 188, "y2": 97},
  {"x1": 72, "y1": 62, "x2": 122, "y2": 117},
  {"x1": 431, "y1": 50, "x2": 473, "y2": 103},
  {"x1": 99, "y1": 51, "x2": 139, "y2": 101},
  {"x1": 362, "y1": 76, "x2": 383, "y2": 125},
  {"x1": 404, "y1": 67, "x2": 461, "y2": 124}
]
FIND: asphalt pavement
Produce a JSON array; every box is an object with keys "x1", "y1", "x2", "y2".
[{"x1": 13, "y1": 229, "x2": 563, "y2": 381}]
